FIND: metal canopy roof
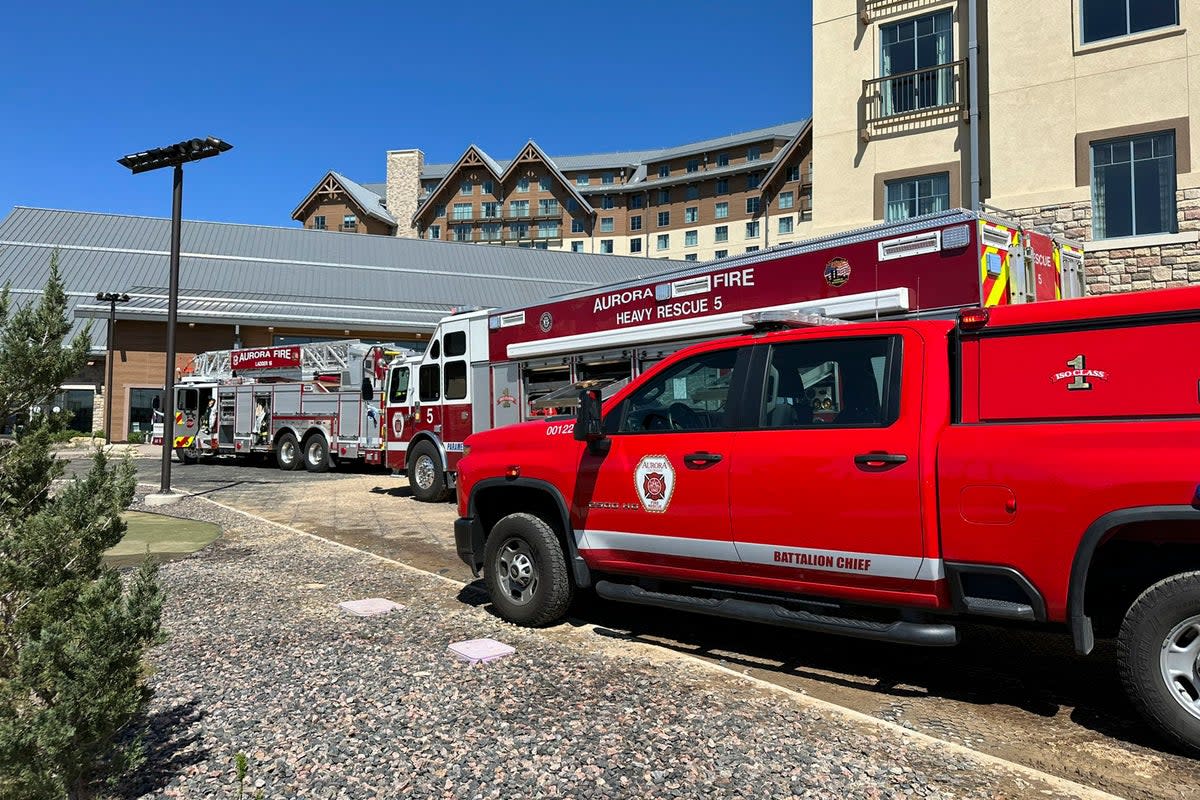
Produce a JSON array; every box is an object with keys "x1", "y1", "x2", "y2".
[{"x1": 0, "y1": 206, "x2": 676, "y2": 348}]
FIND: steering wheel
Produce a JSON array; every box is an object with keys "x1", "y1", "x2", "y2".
[
  {"x1": 667, "y1": 402, "x2": 702, "y2": 430},
  {"x1": 642, "y1": 412, "x2": 671, "y2": 431}
]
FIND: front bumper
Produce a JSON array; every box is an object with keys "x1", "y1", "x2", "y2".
[{"x1": 454, "y1": 516, "x2": 484, "y2": 576}]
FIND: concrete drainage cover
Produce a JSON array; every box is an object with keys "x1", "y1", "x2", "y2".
[
  {"x1": 448, "y1": 638, "x2": 515, "y2": 664},
  {"x1": 339, "y1": 598, "x2": 404, "y2": 616}
]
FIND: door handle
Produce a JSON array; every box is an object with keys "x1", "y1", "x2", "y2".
[
  {"x1": 854, "y1": 452, "x2": 907, "y2": 467},
  {"x1": 684, "y1": 451, "x2": 723, "y2": 465}
]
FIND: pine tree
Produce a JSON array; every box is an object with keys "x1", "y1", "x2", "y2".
[{"x1": 0, "y1": 254, "x2": 164, "y2": 799}]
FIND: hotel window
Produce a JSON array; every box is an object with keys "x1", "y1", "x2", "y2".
[
  {"x1": 884, "y1": 172, "x2": 950, "y2": 221},
  {"x1": 509, "y1": 222, "x2": 529, "y2": 239},
  {"x1": 516, "y1": 178, "x2": 530, "y2": 193},
  {"x1": 658, "y1": 165, "x2": 670, "y2": 178},
  {"x1": 509, "y1": 200, "x2": 530, "y2": 217},
  {"x1": 778, "y1": 216, "x2": 794, "y2": 235},
  {"x1": 538, "y1": 221, "x2": 560, "y2": 239},
  {"x1": 778, "y1": 191, "x2": 794, "y2": 210},
  {"x1": 746, "y1": 197, "x2": 761, "y2": 214},
  {"x1": 482, "y1": 201, "x2": 499, "y2": 218},
  {"x1": 716, "y1": 179, "x2": 729, "y2": 195},
  {"x1": 540, "y1": 176, "x2": 552, "y2": 191},
  {"x1": 601, "y1": 217, "x2": 615, "y2": 233},
  {"x1": 453, "y1": 202, "x2": 472, "y2": 220},
  {"x1": 483, "y1": 180, "x2": 494, "y2": 195},
  {"x1": 600, "y1": 239, "x2": 614, "y2": 254},
  {"x1": 658, "y1": 211, "x2": 671, "y2": 227},
  {"x1": 571, "y1": 241, "x2": 585, "y2": 252},
  {"x1": 342, "y1": 214, "x2": 357, "y2": 231},
  {"x1": 746, "y1": 221, "x2": 760, "y2": 238},
  {"x1": 684, "y1": 206, "x2": 699, "y2": 223},
  {"x1": 685, "y1": 230, "x2": 698, "y2": 247},
  {"x1": 601, "y1": 195, "x2": 615, "y2": 210},
  {"x1": 538, "y1": 199, "x2": 560, "y2": 216},
  {"x1": 572, "y1": 219, "x2": 586, "y2": 233},
  {"x1": 787, "y1": 165, "x2": 800, "y2": 182},
  {"x1": 686, "y1": 185, "x2": 700, "y2": 201},
  {"x1": 429, "y1": 224, "x2": 440, "y2": 240},
  {"x1": 684, "y1": 254, "x2": 698, "y2": 262},
  {"x1": 717, "y1": 153, "x2": 730, "y2": 167},
  {"x1": 312, "y1": 215, "x2": 326, "y2": 230},
  {"x1": 460, "y1": 180, "x2": 472, "y2": 195},
  {"x1": 747, "y1": 146, "x2": 761, "y2": 162},
  {"x1": 453, "y1": 225, "x2": 472, "y2": 242},
  {"x1": 630, "y1": 239, "x2": 642, "y2": 254},
  {"x1": 629, "y1": 215, "x2": 643, "y2": 231},
  {"x1": 714, "y1": 249, "x2": 728, "y2": 259},
  {"x1": 629, "y1": 195, "x2": 645, "y2": 209},
  {"x1": 1092, "y1": 131, "x2": 1177, "y2": 239},
  {"x1": 658, "y1": 188, "x2": 671, "y2": 204},
  {"x1": 1081, "y1": 0, "x2": 1178, "y2": 44},
  {"x1": 686, "y1": 159, "x2": 700, "y2": 173},
  {"x1": 567, "y1": 198, "x2": 579, "y2": 212},
  {"x1": 656, "y1": 234, "x2": 670, "y2": 250},
  {"x1": 747, "y1": 173, "x2": 762, "y2": 190},
  {"x1": 715, "y1": 202, "x2": 729, "y2": 219},
  {"x1": 602, "y1": 172, "x2": 615, "y2": 184},
  {"x1": 435, "y1": 204, "x2": 446, "y2": 218},
  {"x1": 746, "y1": 246, "x2": 760, "y2": 253},
  {"x1": 715, "y1": 225, "x2": 729, "y2": 243},
  {"x1": 482, "y1": 223, "x2": 501, "y2": 241},
  {"x1": 576, "y1": 174, "x2": 589, "y2": 186},
  {"x1": 880, "y1": 10, "x2": 953, "y2": 116}
]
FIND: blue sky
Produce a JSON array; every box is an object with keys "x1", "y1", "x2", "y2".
[{"x1": 0, "y1": 1, "x2": 813, "y2": 228}]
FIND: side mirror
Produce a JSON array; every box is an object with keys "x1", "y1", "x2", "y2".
[
  {"x1": 573, "y1": 389, "x2": 605, "y2": 442},
  {"x1": 361, "y1": 377, "x2": 374, "y2": 402}
]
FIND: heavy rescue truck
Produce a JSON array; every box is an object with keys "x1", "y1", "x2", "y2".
[
  {"x1": 384, "y1": 209, "x2": 1084, "y2": 502},
  {"x1": 452, "y1": 280, "x2": 1200, "y2": 752},
  {"x1": 156, "y1": 340, "x2": 412, "y2": 471}
]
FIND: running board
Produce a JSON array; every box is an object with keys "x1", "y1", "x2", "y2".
[{"x1": 594, "y1": 581, "x2": 959, "y2": 647}]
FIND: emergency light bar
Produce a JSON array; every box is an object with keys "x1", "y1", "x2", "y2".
[{"x1": 742, "y1": 310, "x2": 852, "y2": 330}]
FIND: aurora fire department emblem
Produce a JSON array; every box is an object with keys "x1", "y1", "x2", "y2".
[
  {"x1": 635, "y1": 454, "x2": 675, "y2": 513},
  {"x1": 391, "y1": 413, "x2": 405, "y2": 438},
  {"x1": 539, "y1": 312, "x2": 553, "y2": 333}
]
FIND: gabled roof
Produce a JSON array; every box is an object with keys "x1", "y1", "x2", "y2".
[
  {"x1": 498, "y1": 140, "x2": 595, "y2": 217},
  {"x1": 760, "y1": 121, "x2": 813, "y2": 192},
  {"x1": 290, "y1": 171, "x2": 395, "y2": 227},
  {"x1": 0, "y1": 207, "x2": 679, "y2": 342},
  {"x1": 412, "y1": 144, "x2": 505, "y2": 226}
]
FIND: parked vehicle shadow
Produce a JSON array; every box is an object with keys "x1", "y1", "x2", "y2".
[{"x1": 113, "y1": 698, "x2": 207, "y2": 799}]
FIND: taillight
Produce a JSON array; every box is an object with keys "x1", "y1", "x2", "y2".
[{"x1": 958, "y1": 307, "x2": 989, "y2": 331}]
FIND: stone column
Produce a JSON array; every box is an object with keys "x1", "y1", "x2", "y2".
[{"x1": 387, "y1": 149, "x2": 425, "y2": 238}]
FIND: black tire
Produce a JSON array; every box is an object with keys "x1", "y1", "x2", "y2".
[
  {"x1": 483, "y1": 512, "x2": 573, "y2": 627},
  {"x1": 1117, "y1": 570, "x2": 1200, "y2": 754},
  {"x1": 407, "y1": 441, "x2": 449, "y2": 502},
  {"x1": 303, "y1": 434, "x2": 330, "y2": 473},
  {"x1": 275, "y1": 431, "x2": 303, "y2": 471},
  {"x1": 175, "y1": 445, "x2": 198, "y2": 465}
]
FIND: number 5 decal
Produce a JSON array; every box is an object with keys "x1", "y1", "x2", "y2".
[{"x1": 425, "y1": 408, "x2": 434, "y2": 423}]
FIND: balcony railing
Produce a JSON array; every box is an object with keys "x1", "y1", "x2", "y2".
[{"x1": 863, "y1": 60, "x2": 967, "y2": 130}]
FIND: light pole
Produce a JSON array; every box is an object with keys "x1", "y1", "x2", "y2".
[
  {"x1": 118, "y1": 137, "x2": 232, "y2": 500},
  {"x1": 96, "y1": 291, "x2": 129, "y2": 444}
]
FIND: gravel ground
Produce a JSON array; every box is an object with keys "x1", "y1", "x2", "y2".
[{"x1": 114, "y1": 494, "x2": 1097, "y2": 800}]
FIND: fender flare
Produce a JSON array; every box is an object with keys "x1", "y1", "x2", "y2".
[
  {"x1": 1068, "y1": 504, "x2": 1200, "y2": 655},
  {"x1": 406, "y1": 432, "x2": 446, "y2": 470},
  {"x1": 466, "y1": 477, "x2": 591, "y2": 588}
]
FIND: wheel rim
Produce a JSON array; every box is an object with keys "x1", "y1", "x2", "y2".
[
  {"x1": 307, "y1": 441, "x2": 325, "y2": 465},
  {"x1": 414, "y1": 454, "x2": 436, "y2": 490},
  {"x1": 495, "y1": 538, "x2": 538, "y2": 606},
  {"x1": 1159, "y1": 613, "x2": 1200, "y2": 722},
  {"x1": 280, "y1": 440, "x2": 296, "y2": 464}
]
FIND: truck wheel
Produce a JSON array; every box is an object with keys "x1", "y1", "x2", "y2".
[
  {"x1": 175, "y1": 446, "x2": 198, "y2": 465},
  {"x1": 303, "y1": 435, "x2": 330, "y2": 473},
  {"x1": 1118, "y1": 571, "x2": 1200, "y2": 754},
  {"x1": 483, "y1": 513, "x2": 573, "y2": 627},
  {"x1": 407, "y1": 441, "x2": 449, "y2": 502},
  {"x1": 275, "y1": 432, "x2": 303, "y2": 471}
]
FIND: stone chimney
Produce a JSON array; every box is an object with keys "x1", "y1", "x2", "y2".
[{"x1": 386, "y1": 149, "x2": 424, "y2": 238}]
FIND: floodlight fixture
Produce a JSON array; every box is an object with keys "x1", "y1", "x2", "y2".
[{"x1": 118, "y1": 137, "x2": 233, "y2": 174}]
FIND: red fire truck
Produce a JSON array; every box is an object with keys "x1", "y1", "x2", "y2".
[
  {"x1": 384, "y1": 209, "x2": 1084, "y2": 501},
  {"x1": 453, "y1": 282, "x2": 1200, "y2": 753}
]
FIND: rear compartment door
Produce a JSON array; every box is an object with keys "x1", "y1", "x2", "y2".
[{"x1": 728, "y1": 332, "x2": 933, "y2": 598}]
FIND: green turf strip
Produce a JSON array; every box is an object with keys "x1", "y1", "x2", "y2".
[{"x1": 103, "y1": 511, "x2": 221, "y2": 566}]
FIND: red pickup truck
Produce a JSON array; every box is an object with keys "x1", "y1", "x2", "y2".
[{"x1": 454, "y1": 287, "x2": 1200, "y2": 752}]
